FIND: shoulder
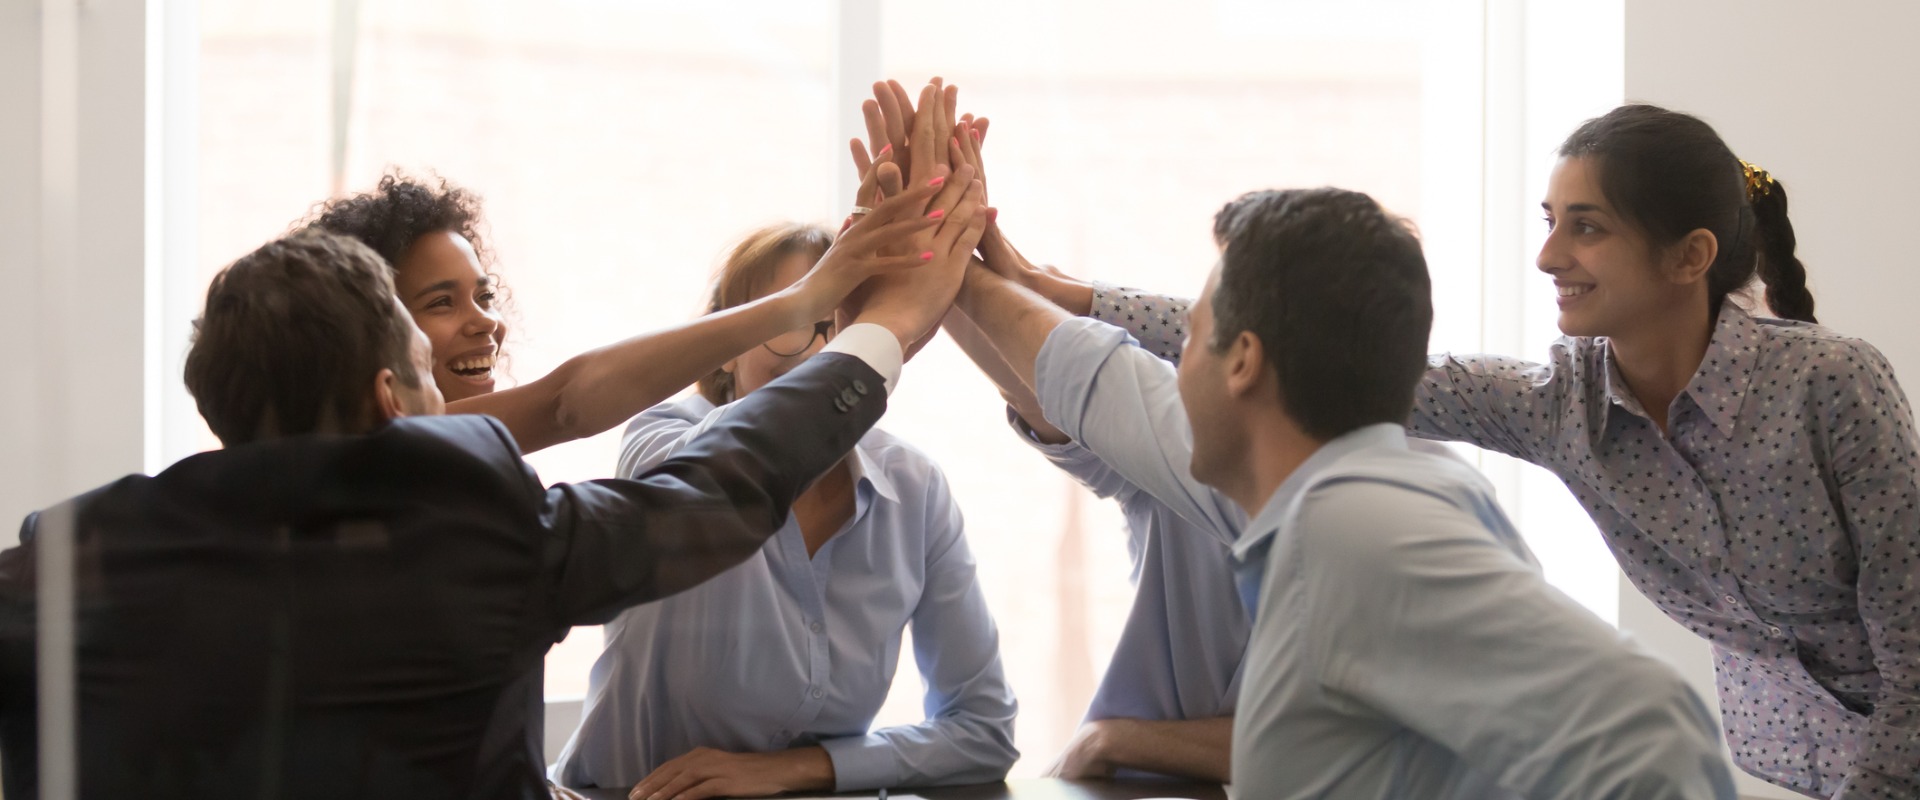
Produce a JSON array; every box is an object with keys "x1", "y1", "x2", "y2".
[
  {"x1": 1754, "y1": 318, "x2": 1896, "y2": 374},
  {"x1": 1290, "y1": 450, "x2": 1518, "y2": 569}
]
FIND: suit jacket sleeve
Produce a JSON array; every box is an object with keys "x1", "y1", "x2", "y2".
[{"x1": 534, "y1": 352, "x2": 887, "y2": 627}]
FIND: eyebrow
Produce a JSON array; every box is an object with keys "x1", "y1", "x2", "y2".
[
  {"x1": 1543, "y1": 201, "x2": 1607, "y2": 214},
  {"x1": 410, "y1": 280, "x2": 459, "y2": 300},
  {"x1": 409, "y1": 276, "x2": 489, "y2": 301}
]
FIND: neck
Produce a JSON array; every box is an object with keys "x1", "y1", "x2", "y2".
[
  {"x1": 1607, "y1": 298, "x2": 1714, "y2": 430},
  {"x1": 1220, "y1": 414, "x2": 1325, "y2": 518}
]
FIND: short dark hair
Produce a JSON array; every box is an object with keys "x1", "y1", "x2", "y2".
[
  {"x1": 184, "y1": 231, "x2": 422, "y2": 446},
  {"x1": 1559, "y1": 104, "x2": 1814, "y2": 322},
  {"x1": 1208, "y1": 188, "x2": 1432, "y2": 441}
]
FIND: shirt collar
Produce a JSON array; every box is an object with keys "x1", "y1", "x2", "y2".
[
  {"x1": 1230, "y1": 423, "x2": 1410, "y2": 561},
  {"x1": 1596, "y1": 302, "x2": 1761, "y2": 438},
  {"x1": 845, "y1": 439, "x2": 898, "y2": 505},
  {"x1": 1684, "y1": 303, "x2": 1764, "y2": 438}
]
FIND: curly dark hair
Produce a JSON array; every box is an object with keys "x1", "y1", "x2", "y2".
[
  {"x1": 298, "y1": 171, "x2": 516, "y2": 367},
  {"x1": 301, "y1": 171, "x2": 494, "y2": 272}
]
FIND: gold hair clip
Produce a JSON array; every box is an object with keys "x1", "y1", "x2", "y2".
[{"x1": 1740, "y1": 160, "x2": 1775, "y2": 202}]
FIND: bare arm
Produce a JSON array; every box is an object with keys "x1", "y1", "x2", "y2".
[
  {"x1": 451, "y1": 292, "x2": 812, "y2": 454},
  {"x1": 446, "y1": 170, "x2": 949, "y2": 455},
  {"x1": 1049, "y1": 717, "x2": 1232, "y2": 783},
  {"x1": 951, "y1": 264, "x2": 1075, "y2": 396},
  {"x1": 942, "y1": 301, "x2": 1069, "y2": 444}
]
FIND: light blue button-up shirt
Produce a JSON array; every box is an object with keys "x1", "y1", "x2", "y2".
[
  {"x1": 549, "y1": 396, "x2": 1017, "y2": 791},
  {"x1": 1033, "y1": 315, "x2": 1736, "y2": 800},
  {"x1": 1008, "y1": 410, "x2": 1249, "y2": 728}
]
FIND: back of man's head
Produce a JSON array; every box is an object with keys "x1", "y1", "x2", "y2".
[
  {"x1": 185, "y1": 231, "x2": 425, "y2": 446},
  {"x1": 1209, "y1": 188, "x2": 1432, "y2": 441}
]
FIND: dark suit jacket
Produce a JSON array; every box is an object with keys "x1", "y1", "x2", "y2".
[{"x1": 0, "y1": 353, "x2": 887, "y2": 800}]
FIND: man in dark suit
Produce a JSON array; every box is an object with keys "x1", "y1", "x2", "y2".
[{"x1": 0, "y1": 176, "x2": 984, "y2": 800}]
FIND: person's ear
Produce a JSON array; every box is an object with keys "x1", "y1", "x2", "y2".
[
  {"x1": 1223, "y1": 331, "x2": 1266, "y2": 400},
  {"x1": 372, "y1": 367, "x2": 406, "y2": 422},
  {"x1": 1668, "y1": 228, "x2": 1718, "y2": 285}
]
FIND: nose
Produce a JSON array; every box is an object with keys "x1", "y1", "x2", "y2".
[
  {"x1": 460, "y1": 304, "x2": 501, "y2": 340},
  {"x1": 1536, "y1": 226, "x2": 1571, "y2": 275}
]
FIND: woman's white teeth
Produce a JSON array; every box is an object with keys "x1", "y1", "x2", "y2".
[
  {"x1": 450, "y1": 355, "x2": 495, "y2": 375},
  {"x1": 1558, "y1": 284, "x2": 1593, "y2": 297}
]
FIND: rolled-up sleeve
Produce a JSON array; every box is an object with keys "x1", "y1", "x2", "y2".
[{"x1": 1034, "y1": 317, "x2": 1243, "y2": 546}]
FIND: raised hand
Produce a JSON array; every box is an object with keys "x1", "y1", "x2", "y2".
[
  {"x1": 787, "y1": 166, "x2": 945, "y2": 324},
  {"x1": 845, "y1": 166, "x2": 989, "y2": 353}
]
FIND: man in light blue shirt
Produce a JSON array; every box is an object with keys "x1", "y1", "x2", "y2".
[
  {"x1": 944, "y1": 308, "x2": 1248, "y2": 783},
  {"x1": 952, "y1": 187, "x2": 1738, "y2": 799}
]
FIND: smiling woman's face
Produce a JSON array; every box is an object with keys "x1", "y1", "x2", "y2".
[
  {"x1": 1536, "y1": 156, "x2": 1687, "y2": 338},
  {"x1": 391, "y1": 230, "x2": 508, "y2": 403}
]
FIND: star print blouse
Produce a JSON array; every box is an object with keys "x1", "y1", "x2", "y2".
[{"x1": 1090, "y1": 284, "x2": 1920, "y2": 799}]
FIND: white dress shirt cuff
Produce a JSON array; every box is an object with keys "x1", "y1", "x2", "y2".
[{"x1": 822, "y1": 323, "x2": 904, "y2": 395}]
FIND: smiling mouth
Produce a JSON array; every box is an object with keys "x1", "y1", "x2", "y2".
[
  {"x1": 1557, "y1": 284, "x2": 1594, "y2": 298},
  {"x1": 449, "y1": 354, "x2": 496, "y2": 382}
]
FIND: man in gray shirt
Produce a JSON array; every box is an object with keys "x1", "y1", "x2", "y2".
[{"x1": 952, "y1": 187, "x2": 1737, "y2": 799}]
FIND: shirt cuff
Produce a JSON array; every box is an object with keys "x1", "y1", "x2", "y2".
[
  {"x1": 822, "y1": 323, "x2": 904, "y2": 395},
  {"x1": 819, "y1": 733, "x2": 898, "y2": 791}
]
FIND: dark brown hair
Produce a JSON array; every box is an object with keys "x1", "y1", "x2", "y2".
[
  {"x1": 184, "y1": 231, "x2": 422, "y2": 446},
  {"x1": 1209, "y1": 188, "x2": 1432, "y2": 441},
  {"x1": 696, "y1": 224, "x2": 834, "y2": 405},
  {"x1": 1558, "y1": 104, "x2": 1815, "y2": 323}
]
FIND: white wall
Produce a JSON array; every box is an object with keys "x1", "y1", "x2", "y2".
[
  {"x1": 1, "y1": 0, "x2": 152, "y2": 544},
  {"x1": 1621, "y1": 2, "x2": 1920, "y2": 797}
]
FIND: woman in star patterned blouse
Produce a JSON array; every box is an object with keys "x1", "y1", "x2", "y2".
[{"x1": 990, "y1": 104, "x2": 1918, "y2": 799}]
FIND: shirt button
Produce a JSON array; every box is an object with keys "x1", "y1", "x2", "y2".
[
  {"x1": 1724, "y1": 594, "x2": 1738, "y2": 605},
  {"x1": 1770, "y1": 626, "x2": 1783, "y2": 637},
  {"x1": 812, "y1": 688, "x2": 825, "y2": 699},
  {"x1": 809, "y1": 621, "x2": 823, "y2": 634}
]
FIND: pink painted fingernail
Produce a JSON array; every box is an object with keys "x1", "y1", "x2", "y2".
[
  {"x1": 986, "y1": 208, "x2": 999, "y2": 224},
  {"x1": 971, "y1": 128, "x2": 982, "y2": 141},
  {"x1": 927, "y1": 209, "x2": 945, "y2": 220},
  {"x1": 879, "y1": 143, "x2": 892, "y2": 156},
  {"x1": 927, "y1": 177, "x2": 946, "y2": 188},
  {"x1": 919, "y1": 251, "x2": 935, "y2": 260}
]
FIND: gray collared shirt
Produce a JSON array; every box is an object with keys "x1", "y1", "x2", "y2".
[{"x1": 1034, "y1": 314, "x2": 1735, "y2": 799}]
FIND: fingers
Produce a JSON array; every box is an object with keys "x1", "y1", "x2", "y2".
[
  {"x1": 849, "y1": 138, "x2": 873, "y2": 188},
  {"x1": 646, "y1": 764, "x2": 707, "y2": 800},
  {"x1": 876, "y1": 81, "x2": 908, "y2": 155},
  {"x1": 942, "y1": 82, "x2": 959, "y2": 133},
  {"x1": 877, "y1": 161, "x2": 906, "y2": 205},
  {"x1": 928, "y1": 164, "x2": 977, "y2": 217},
  {"x1": 910, "y1": 82, "x2": 939, "y2": 184},
  {"x1": 973, "y1": 116, "x2": 990, "y2": 144},
  {"x1": 933, "y1": 181, "x2": 989, "y2": 257},
  {"x1": 630, "y1": 764, "x2": 676, "y2": 800},
  {"x1": 672, "y1": 780, "x2": 727, "y2": 800},
  {"x1": 854, "y1": 149, "x2": 882, "y2": 208},
  {"x1": 861, "y1": 98, "x2": 887, "y2": 155}
]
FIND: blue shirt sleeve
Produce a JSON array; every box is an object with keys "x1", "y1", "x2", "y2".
[
  {"x1": 819, "y1": 469, "x2": 1018, "y2": 790},
  {"x1": 1034, "y1": 317, "x2": 1244, "y2": 548}
]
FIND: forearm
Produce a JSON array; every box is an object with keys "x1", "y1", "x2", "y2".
[
  {"x1": 944, "y1": 307, "x2": 1067, "y2": 443},
  {"x1": 451, "y1": 289, "x2": 811, "y2": 454},
  {"x1": 1096, "y1": 717, "x2": 1232, "y2": 782},
  {"x1": 952, "y1": 266, "x2": 1075, "y2": 394}
]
